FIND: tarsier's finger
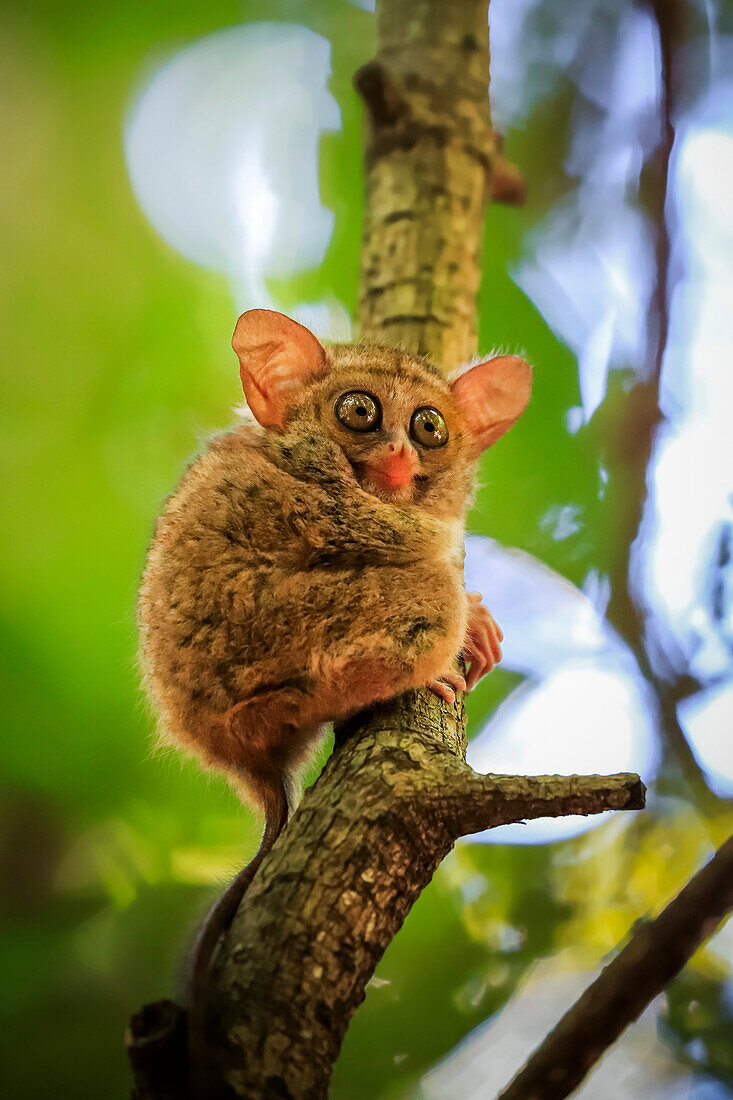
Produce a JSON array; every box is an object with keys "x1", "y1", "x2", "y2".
[
  {"x1": 486, "y1": 623, "x2": 502, "y2": 666},
  {"x1": 473, "y1": 638, "x2": 497, "y2": 677},
  {"x1": 462, "y1": 596, "x2": 504, "y2": 689},
  {"x1": 465, "y1": 658, "x2": 485, "y2": 691},
  {"x1": 472, "y1": 623, "x2": 491, "y2": 654},
  {"x1": 464, "y1": 639, "x2": 489, "y2": 691},
  {"x1": 425, "y1": 671, "x2": 467, "y2": 705},
  {"x1": 471, "y1": 607, "x2": 493, "y2": 642},
  {"x1": 474, "y1": 623, "x2": 500, "y2": 677},
  {"x1": 474, "y1": 608, "x2": 499, "y2": 641},
  {"x1": 474, "y1": 611, "x2": 502, "y2": 666},
  {"x1": 484, "y1": 630, "x2": 501, "y2": 668},
  {"x1": 426, "y1": 679, "x2": 455, "y2": 704},
  {"x1": 470, "y1": 599, "x2": 502, "y2": 634},
  {"x1": 485, "y1": 611, "x2": 504, "y2": 647},
  {"x1": 469, "y1": 599, "x2": 490, "y2": 625},
  {"x1": 442, "y1": 670, "x2": 467, "y2": 693}
]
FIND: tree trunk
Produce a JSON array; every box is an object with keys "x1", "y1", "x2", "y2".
[
  {"x1": 356, "y1": 0, "x2": 493, "y2": 369},
  {"x1": 126, "y1": 3, "x2": 643, "y2": 1097}
]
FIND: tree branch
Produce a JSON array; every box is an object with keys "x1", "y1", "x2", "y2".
[
  {"x1": 496, "y1": 834, "x2": 733, "y2": 1100},
  {"x1": 421, "y1": 768, "x2": 645, "y2": 838}
]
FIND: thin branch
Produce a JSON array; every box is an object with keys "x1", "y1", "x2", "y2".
[
  {"x1": 496, "y1": 834, "x2": 733, "y2": 1100},
  {"x1": 602, "y1": 0, "x2": 726, "y2": 814},
  {"x1": 645, "y1": 0, "x2": 677, "y2": 390},
  {"x1": 417, "y1": 767, "x2": 645, "y2": 838}
]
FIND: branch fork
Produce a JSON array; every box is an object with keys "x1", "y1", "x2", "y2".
[{"x1": 128, "y1": 690, "x2": 644, "y2": 1100}]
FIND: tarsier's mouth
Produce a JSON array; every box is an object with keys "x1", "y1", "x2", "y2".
[
  {"x1": 360, "y1": 466, "x2": 414, "y2": 493},
  {"x1": 359, "y1": 451, "x2": 418, "y2": 490}
]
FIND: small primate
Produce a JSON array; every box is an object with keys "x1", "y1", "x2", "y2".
[{"x1": 138, "y1": 309, "x2": 531, "y2": 1083}]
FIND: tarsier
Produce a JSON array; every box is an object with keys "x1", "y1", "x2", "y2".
[{"x1": 138, "y1": 309, "x2": 531, "y2": 1077}]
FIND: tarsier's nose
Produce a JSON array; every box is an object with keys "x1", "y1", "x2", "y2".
[{"x1": 373, "y1": 438, "x2": 418, "y2": 487}]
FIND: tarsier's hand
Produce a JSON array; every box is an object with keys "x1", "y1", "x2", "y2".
[
  {"x1": 425, "y1": 593, "x2": 503, "y2": 704},
  {"x1": 463, "y1": 591, "x2": 503, "y2": 691}
]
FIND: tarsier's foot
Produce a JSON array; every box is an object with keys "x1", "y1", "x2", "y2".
[
  {"x1": 463, "y1": 592, "x2": 503, "y2": 691},
  {"x1": 425, "y1": 670, "x2": 467, "y2": 705}
]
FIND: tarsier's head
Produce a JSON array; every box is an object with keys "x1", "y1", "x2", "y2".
[{"x1": 232, "y1": 310, "x2": 531, "y2": 517}]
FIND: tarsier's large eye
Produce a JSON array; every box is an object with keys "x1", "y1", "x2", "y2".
[
  {"x1": 410, "y1": 406, "x2": 449, "y2": 448},
  {"x1": 334, "y1": 391, "x2": 382, "y2": 432}
]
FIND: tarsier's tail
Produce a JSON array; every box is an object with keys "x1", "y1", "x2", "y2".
[{"x1": 186, "y1": 774, "x2": 289, "y2": 1096}]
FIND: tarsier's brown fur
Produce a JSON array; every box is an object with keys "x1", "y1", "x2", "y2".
[{"x1": 138, "y1": 310, "x2": 530, "y2": 1089}]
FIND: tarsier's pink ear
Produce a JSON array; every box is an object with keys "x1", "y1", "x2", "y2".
[
  {"x1": 450, "y1": 354, "x2": 532, "y2": 458},
  {"x1": 232, "y1": 309, "x2": 329, "y2": 429}
]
